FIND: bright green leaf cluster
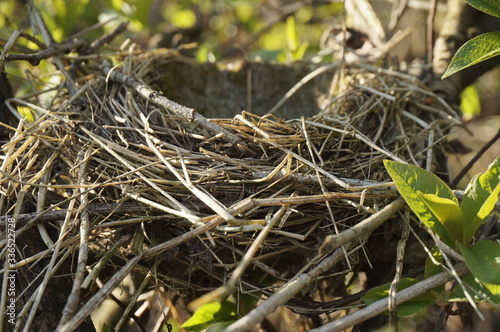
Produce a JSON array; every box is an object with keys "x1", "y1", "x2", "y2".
[
  {"x1": 384, "y1": 158, "x2": 500, "y2": 246},
  {"x1": 378, "y1": 157, "x2": 500, "y2": 316},
  {"x1": 383, "y1": 161, "x2": 458, "y2": 246}
]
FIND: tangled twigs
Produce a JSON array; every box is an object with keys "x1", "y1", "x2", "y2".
[
  {"x1": 5, "y1": 39, "x2": 86, "y2": 65},
  {"x1": 188, "y1": 204, "x2": 290, "y2": 311},
  {"x1": 224, "y1": 241, "x2": 358, "y2": 332},
  {"x1": 55, "y1": 213, "x2": 229, "y2": 332},
  {"x1": 309, "y1": 264, "x2": 470, "y2": 332},
  {"x1": 81, "y1": 21, "x2": 129, "y2": 55},
  {"x1": 24, "y1": 2, "x2": 78, "y2": 95},
  {"x1": 101, "y1": 60, "x2": 242, "y2": 144},
  {"x1": 319, "y1": 197, "x2": 405, "y2": 254},
  {"x1": 55, "y1": 254, "x2": 143, "y2": 332},
  {"x1": 69, "y1": 20, "x2": 130, "y2": 78},
  {"x1": 0, "y1": 202, "x2": 158, "y2": 228},
  {"x1": 223, "y1": 197, "x2": 405, "y2": 332}
]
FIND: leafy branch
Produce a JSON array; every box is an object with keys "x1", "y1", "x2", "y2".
[{"x1": 367, "y1": 157, "x2": 500, "y2": 318}]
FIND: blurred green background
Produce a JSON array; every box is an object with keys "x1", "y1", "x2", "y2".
[
  {"x1": 2, "y1": 0, "x2": 497, "y2": 122},
  {"x1": 0, "y1": 0, "x2": 344, "y2": 63}
]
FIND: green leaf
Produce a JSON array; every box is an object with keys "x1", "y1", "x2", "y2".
[
  {"x1": 165, "y1": 317, "x2": 181, "y2": 332},
  {"x1": 362, "y1": 278, "x2": 436, "y2": 316},
  {"x1": 417, "y1": 192, "x2": 464, "y2": 242},
  {"x1": 102, "y1": 323, "x2": 112, "y2": 332},
  {"x1": 458, "y1": 241, "x2": 500, "y2": 285},
  {"x1": 384, "y1": 160, "x2": 456, "y2": 245},
  {"x1": 182, "y1": 301, "x2": 237, "y2": 332},
  {"x1": 464, "y1": 0, "x2": 500, "y2": 18},
  {"x1": 449, "y1": 274, "x2": 500, "y2": 302},
  {"x1": 442, "y1": 32, "x2": 500, "y2": 79},
  {"x1": 461, "y1": 156, "x2": 500, "y2": 243},
  {"x1": 482, "y1": 281, "x2": 500, "y2": 296}
]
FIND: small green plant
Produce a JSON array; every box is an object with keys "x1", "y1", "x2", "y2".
[
  {"x1": 363, "y1": 157, "x2": 500, "y2": 315},
  {"x1": 442, "y1": 1, "x2": 500, "y2": 78}
]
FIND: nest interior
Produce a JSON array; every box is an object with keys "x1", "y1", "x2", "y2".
[{"x1": 1, "y1": 48, "x2": 461, "y2": 331}]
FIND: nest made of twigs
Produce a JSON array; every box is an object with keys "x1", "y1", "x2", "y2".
[{"x1": 0, "y1": 44, "x2": 461, "y2": 331}]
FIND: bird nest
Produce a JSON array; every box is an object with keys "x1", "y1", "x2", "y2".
[{"x1": 1, "y1": 46, "x2": 461, "y2": 332}]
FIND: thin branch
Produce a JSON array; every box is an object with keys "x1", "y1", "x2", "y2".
[
  {"x1": 187, "y1": 204, "x2": 290, "y2": 311},
  {"x1": 5, "y1": 39, "x2": 86, "y2": 65},
  {"x1": 0, "y1": 202, "x2": 157, "y2": 228},
  {"x1": 223, "y1": 242, "x2": 358, "y2": 332},
  {"x1": 388, "y1": 213, "x2": 411, "y2": 329},
  {"x1": 54, "y1": 255, "x2": 143, "y2": 332},
  {"x1": 25, "y1": 2, "x2": 78, "y2": 95},
  {"x1": 58, "y1": 150, "x2": 92, "y2": 327},
  {"x1": 101, "y1": 60, "x2": 241, "y2": 144},
  {"x1": 426, "y1": 0, "x2": 438, "y2": 72},
  {"x1": 309, "y1": 264, "x2": 469, "y2": 332},
  {"x1": 319, "y1": 198, "x2": 405, "y2": 254},
  {"x1": 450, "y1": 129, "x2": 500, "y2": 188},
  {"x1": 224, "y1": 196, "x2": 405, "y2": 332}
]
